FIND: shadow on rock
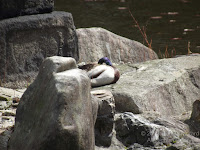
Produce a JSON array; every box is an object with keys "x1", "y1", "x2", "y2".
[{"x1": 185, "y1": 99, "x2": 200, "y2": 139}]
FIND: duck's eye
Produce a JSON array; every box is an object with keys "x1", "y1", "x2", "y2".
[{"x1": 105, "y1": 60, "x2": 112, "y2": 66}]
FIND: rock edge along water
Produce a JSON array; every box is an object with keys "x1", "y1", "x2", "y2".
[{"x1": 77, "y1": 27, "x2": 158, "y2": 64}]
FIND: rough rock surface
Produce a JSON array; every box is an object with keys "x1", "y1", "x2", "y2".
[
  {"x1": 0, "y1": 11, "x2": 78, "y2": 88},
  {"x1": 95, "y1": 55, "x2": 200, "y2": 117},
  {"x1": 77, "y1": 27, "x2": 158, "y2": 64},
  {"x1": 0, "y1": 0, "x2": 54, "y2": 20},
  {"x1": 93, "y1": 55, "x2": 200, "y2": 149},
  {"x1": 118, "y1": 112, "x2": 200, "y2": 150},
  {"x1": 115, "y1": 112, "x2": 180, "y2": 147},
  {"x1": 1, "y1": 55, "x2": 200, "y2": 150},
  {"x1": 8, "y1": 56, "x2": 94, "y2": 150},
  {"x1": 94, "y1": 93, "x2": 200, "y2": 150}
]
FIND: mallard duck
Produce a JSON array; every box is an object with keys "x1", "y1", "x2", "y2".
[{"x1": 78, "y1": 57, "x2": 120, "y2": 87}]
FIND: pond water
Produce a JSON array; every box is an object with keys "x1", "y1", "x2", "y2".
[{"x1": 55, "y1": 0, "x2": 200, "y2": 57}]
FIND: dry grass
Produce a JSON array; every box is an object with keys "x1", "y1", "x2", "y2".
[
  {"x1": 159, "y1": 46, "x2": 177, "y2": 58},
  {"x1": 129, "y1": 10, "x2": 152, "y2": 49},
  {"x1": 128, "y1": 10, "x2": 155, "y2": 60},
  {"x1": 188, "y1": 41, "x2": 192, "y2": 54},
  {"x1": 158, "y1": 40, "x2": 196, "y2": 58}
]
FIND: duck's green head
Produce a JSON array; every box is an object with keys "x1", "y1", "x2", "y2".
[{"x1": 98, "y1": 57, "x2": 112, "y2": 66}]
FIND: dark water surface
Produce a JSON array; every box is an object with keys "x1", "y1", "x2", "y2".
[{"x1": 55, "y1": 0, "x2": 200, "y2": 57}]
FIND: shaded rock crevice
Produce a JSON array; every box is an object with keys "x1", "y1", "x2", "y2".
[
  {"x1": 91, "y1": 90, "x2": 115, "y2": 148},
  {"x1": 188, "y1": 68, "x2": 200, "y2": 89},
  {"x1": 112, "y1": 93, "x2": 141, "y2": 114}
]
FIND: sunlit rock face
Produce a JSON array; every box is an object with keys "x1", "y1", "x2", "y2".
[
  {"x1": 8, "y1": 56, "x2": 95, "y2": 150},
  {"x1": 77, "y1": 27, "x2": 158, "y2": 64},
  {"x1": 96, "y1": 55, "x2": 200, "y2": 117},
  {"x1": 94, "y1": 55, "x2": 200, "y2": 150}
]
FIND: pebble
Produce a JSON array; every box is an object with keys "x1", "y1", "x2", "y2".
[{"x1": 1, "y1": 110, "x2": 16, "y2": 116}]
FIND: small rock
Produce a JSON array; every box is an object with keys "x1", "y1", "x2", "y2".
[
  {"x1": 91, "y1": 90, "x2": 115, "y2": 147},
  {"x1": 11, "y1": 103, "x2": 19, "y2": 108},
  {"x1": 0, "y1": 96, "x2": 9, "y2": 101},
  {"x1": 0, "y1": 102, "x2": 7, "y2": 110},
  {"x1": 1, "y1": 116, "x2": 15, "y2": 129},
  {"x1": 12, "y1": 97, "x2": 20, "y2": 103},
  {"x1": 1, "y1": 110, "x2": 16, "y2": 116}
]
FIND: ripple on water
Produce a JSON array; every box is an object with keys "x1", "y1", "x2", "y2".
[{"x1": 150, "y1": 16, "x2": 162, "y2": 20}]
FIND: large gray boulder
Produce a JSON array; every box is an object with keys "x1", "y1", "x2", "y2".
[
  {"x1": 0, "y1": 11, "x2": 78, "y2": 88},
  {"x1": 92, "y1": 55, "x2": 200, "y2": 149},
  {"x1": 77, "y1": 27, "x2": 158, "y2": 64},
  {"x1": 95, "y1": 55, "x2": 200, "y2": 117},
  {"x1": 0, "y1": 0, "x2": 54, "y2": 20},
  {"x1": 8, "y1": 56, "x2": 95, "y2": 150},
  {"x1": 2, "y1": 55, "x2": 200, "y2": 150}
]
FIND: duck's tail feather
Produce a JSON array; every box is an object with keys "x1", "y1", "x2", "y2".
[{"x1": 78, "y1": 63, "x2": 97, "y2": 71}]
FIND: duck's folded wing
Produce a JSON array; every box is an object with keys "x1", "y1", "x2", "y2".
[
  {"x1": 90, "y1": 66, "x2": 115, "y2": 87},
  {"x1": 87, "y1": 65, "x2": 107, "y2": 78},
  {"x1": 78, "y1": 63, "x2": 96, "y2": 71}
]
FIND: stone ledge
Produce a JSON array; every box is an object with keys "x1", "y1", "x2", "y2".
[
  {"x1": 0, "y1": 11, "x2": 78, "y2": 88},
  {"x1": 95, "y1": 55, "x2": 200, "y2": 117}
]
